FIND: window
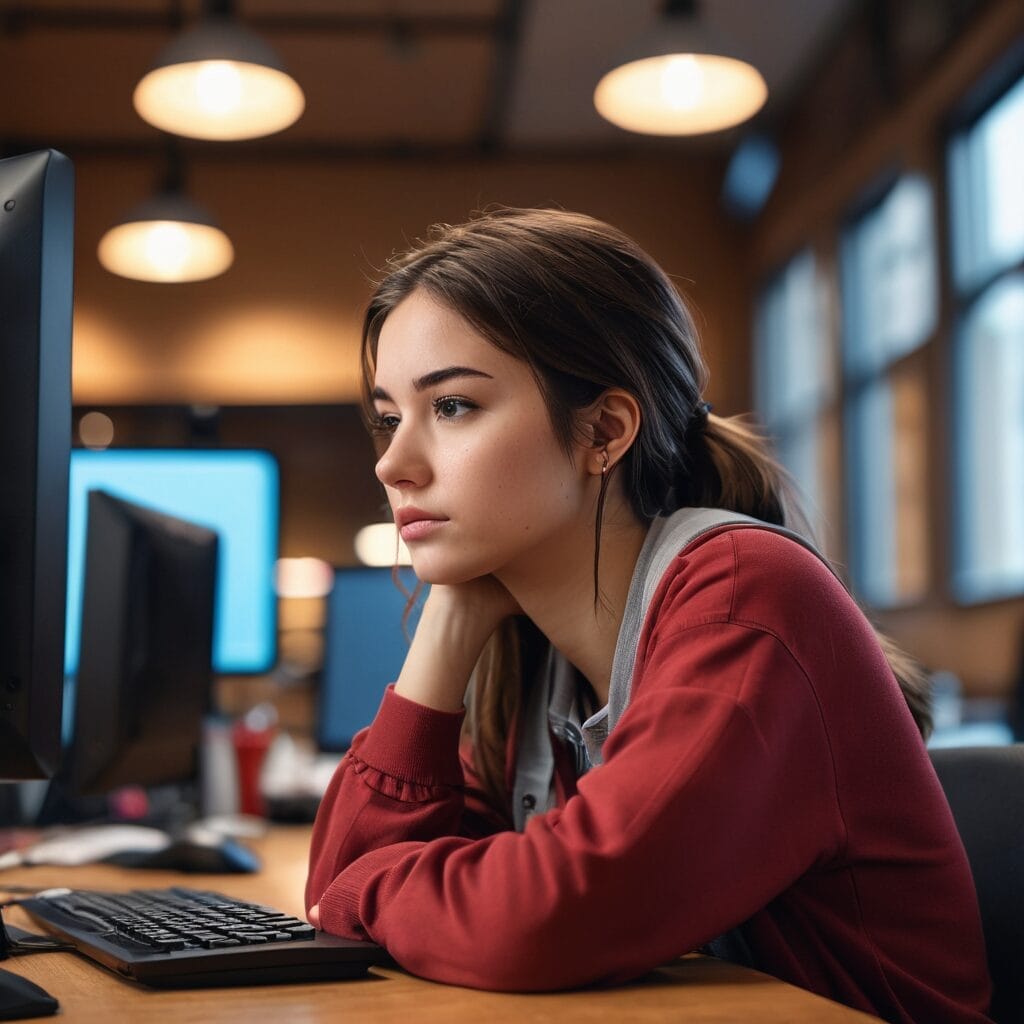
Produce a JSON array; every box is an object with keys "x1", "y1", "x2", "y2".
[
  {"x1": 949, "y1": 75, "x2": 1024, "y2": 293},
  {"x1": 949, "y1": 73, "x2": 1024, "y2": 601},
  {"x1": 753, "y1": 248, "x2": 834, "y2": 542},
  {"x1": 840, "y1": 175, "x2": 939, "y2": 606}
]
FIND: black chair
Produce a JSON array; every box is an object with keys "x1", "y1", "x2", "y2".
[{"x1": 929, "y1": 744, "x2": 1024, "y2": 1024}]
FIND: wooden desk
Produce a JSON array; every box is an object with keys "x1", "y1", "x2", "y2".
[{"x1": 2, "y1": 826, "x2": 875, "y2": 1023}]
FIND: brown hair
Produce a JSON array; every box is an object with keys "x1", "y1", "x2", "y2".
[{"x1": 361, "y1": 207, "x2": 931, "y2": 815}]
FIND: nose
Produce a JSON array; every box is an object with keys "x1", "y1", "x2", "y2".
[{"x1": 374, "y1": 423, "x2": 431, "y2": 492}]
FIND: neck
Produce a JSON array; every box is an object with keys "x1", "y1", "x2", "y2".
[{"x1": 496, "y1": 505, "x2": 649, "y2": 707}]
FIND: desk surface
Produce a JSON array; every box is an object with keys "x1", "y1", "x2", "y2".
[{"x1": 2, "y1": 825, "x2": 875, "y2": 1023}]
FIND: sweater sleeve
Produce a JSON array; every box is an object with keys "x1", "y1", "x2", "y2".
[
  {"x1": 305, "y1": 685, "x2": 512, "y2": 917},
  {"x1": 308, "y1": 615, "x2": 845, "y2": 992}
]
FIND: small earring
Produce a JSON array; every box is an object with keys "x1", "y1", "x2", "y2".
[{"x1": 601, "y1": 449, "x2": 609, "y2": 476}]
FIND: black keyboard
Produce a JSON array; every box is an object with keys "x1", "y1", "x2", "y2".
[{"x1": 21, "y1": 887, "x2": 390, "y2": 988}]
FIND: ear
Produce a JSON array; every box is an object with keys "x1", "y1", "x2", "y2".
[{"x1": 579, "y1": 388, "x2": 642, "y2": 476}]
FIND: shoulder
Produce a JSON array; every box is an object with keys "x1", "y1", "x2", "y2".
[
  {"x1": 643, "y1": 524, "x2": 869, "y2": 652},
  {"x1": 632, "y1": 524, "x2": 894, "y2": 729}
]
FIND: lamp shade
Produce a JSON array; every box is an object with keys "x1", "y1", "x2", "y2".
[
  {"x1": 594, "y1": 17, "x2": 767, "y2": 136},
  {"x1": 98, "y1": 190, "x2": 234, "y2": 283},
  {"x1": 134, "y1": 16, "x2": 305, "y2": 141}
]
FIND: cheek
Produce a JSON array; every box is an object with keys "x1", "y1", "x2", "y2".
[{"x1": 489, "y1": 430, "x2": 576, "y2": 518}]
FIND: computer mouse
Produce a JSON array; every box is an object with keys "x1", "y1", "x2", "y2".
[
  {"x1": 104, "y1": 835, "x2": 261, "y2": 874},
  {"x1": 0, "y1": 824, "x2": 171, "y2": 869}
]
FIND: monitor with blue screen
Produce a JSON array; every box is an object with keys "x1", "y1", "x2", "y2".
[
  {"x1": 65, "y1": 449, "x2": 279, "y2": 676},
  {"x1": 318, "y1": 567, "x2": 422, "y2": 751}
]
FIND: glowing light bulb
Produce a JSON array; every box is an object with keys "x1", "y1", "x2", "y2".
[
  {"x1": 144, "y1": 221, "x2": 191, "y2": 278},
  {"x1": 194, "y1": 61, "x2": 244, "y2": 116},
  {"x1": 355, "y1": 523, "x2": 413, "y2": 567},
  {"x1": 274, "y1": 557, "x2": 334, "y2": 599},
  {"x1": 661, "y1": 55, "x2": 704, "y2": 111},
  {"x1": 98, "y1": 217, "x2": 233, "y2": 282}
]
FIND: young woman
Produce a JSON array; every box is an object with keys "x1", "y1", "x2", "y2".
[{"x1": 306, "y1": 208, "x2": 991, "y2": 1023}]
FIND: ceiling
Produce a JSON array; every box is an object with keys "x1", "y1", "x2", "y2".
[
  {"x1": 1, "y1": 0, "x2": 867, "y2": 411},
  {"x1": 1, "y1": 0, "x2": 859, "y2": 158}
]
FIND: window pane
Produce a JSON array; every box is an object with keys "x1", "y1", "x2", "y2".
[
  {"x1": 953, "y1": 273, "x2": 1024, "y2": 600},
  {"x1": 754, "y1": 250, "x2": 835, "y2": 540},
  {"x1": 841, "y1": 175, "x2": 939, "y2": 378},
  {"x1": 774, "y1": 415, "x2": 833, "y2": 546},
  {"x1": 754, "y1": 248, "x2": 831, "y2": 430},
  {"x1": 847, "y1": 379, "x2": 896, "y2": 604},
  {"x1": 950, "y1": 75, "x2": 1024, "y2": 292},
  {"x1": 846, "y1": 363, "x2": 929, "y2": 606}
]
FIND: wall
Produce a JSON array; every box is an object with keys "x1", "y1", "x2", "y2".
[{"x1": 71, "y1": 153, "x2": 747, "y2": 411}]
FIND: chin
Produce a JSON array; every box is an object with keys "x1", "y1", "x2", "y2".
[{"x1": 409, "y1": 553, "x2": 496, "y2": 587}]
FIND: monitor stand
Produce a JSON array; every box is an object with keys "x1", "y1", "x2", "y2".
[
  {"x1": 0, "y1": 786, "x2": 21, "y2": 829},
  {"x1": 0, "y1": 966, "x2": 59, "y2": 1019}
]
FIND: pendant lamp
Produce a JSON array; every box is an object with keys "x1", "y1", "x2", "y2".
[
  {"x1": 134, "y1": 0, "x2": 304, "y2": 141},
  {"x1": 594, "y1": 0, "x2": 767, "y2": 136},
  {"x1": 98, "y1": 150, "x2": 234, "y2": 283}
]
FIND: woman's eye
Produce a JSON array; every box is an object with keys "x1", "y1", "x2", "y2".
[
  {"x1": 372, "y1": 413, "x2": 400, "y2": 435},
  {"x1": 433, "y1": 396, "x2": 477, "y2": 420}
]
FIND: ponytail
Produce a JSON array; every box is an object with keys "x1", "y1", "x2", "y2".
[{"x1": 686, "y1": 412, "x2": 799, "y2": 532}]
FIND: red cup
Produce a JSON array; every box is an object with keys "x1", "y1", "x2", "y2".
[{"x1": 232, "y1": 721, "x2": 275, "y2": 817}]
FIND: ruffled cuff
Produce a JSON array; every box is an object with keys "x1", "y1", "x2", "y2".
[{"x1": 354, "y1": 684, "x2": 466, "y2": 788}]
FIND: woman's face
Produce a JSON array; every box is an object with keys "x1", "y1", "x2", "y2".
[{"x1": 371, "y1": 288, "x2": 594, "y2": 586}]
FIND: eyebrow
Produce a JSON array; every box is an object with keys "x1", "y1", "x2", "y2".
[{"x1": 371, "y1": 366, "x2": 494, "y2": 403}]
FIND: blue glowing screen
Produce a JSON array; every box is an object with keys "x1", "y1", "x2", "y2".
[
  {"x1": 318, "y1": 567, "x2": 422, "y2": 751},
  {"x1": 65, "y1": 449, "x2": 279, "y2": 675}
]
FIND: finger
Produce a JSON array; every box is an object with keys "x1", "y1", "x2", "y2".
[{"x1": 308, "y1": 903, "x2": 321, "y2": 928}]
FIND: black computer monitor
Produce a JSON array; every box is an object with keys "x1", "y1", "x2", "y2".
[
  {"x1": 0, "y1": 149, "x2": 74, "y2": 781},
  {"x1": 318, "y1": 566, "x2": 422, "y2": 752},
  {"x1": 64, "y1": 490, "x2": 219, "y2": 796}
]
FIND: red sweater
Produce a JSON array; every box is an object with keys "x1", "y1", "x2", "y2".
[{"x1": 306, "y1": 527, "x2": 992, "y2": 1022}]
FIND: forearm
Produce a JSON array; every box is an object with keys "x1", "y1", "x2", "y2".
[
  {"x1": 315, "y1": 696, "x2": 782, "y2": 990},
  {"x1": 306, "y1": 686, "x2": 468, "y2": 910}
]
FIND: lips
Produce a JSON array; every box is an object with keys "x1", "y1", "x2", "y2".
[
  {"x1": 395, "y1": 507, "x2": 449, "y2": 542},
  {"x1": 395, "y1": 507, "x2": 445, "y2": 529}
]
